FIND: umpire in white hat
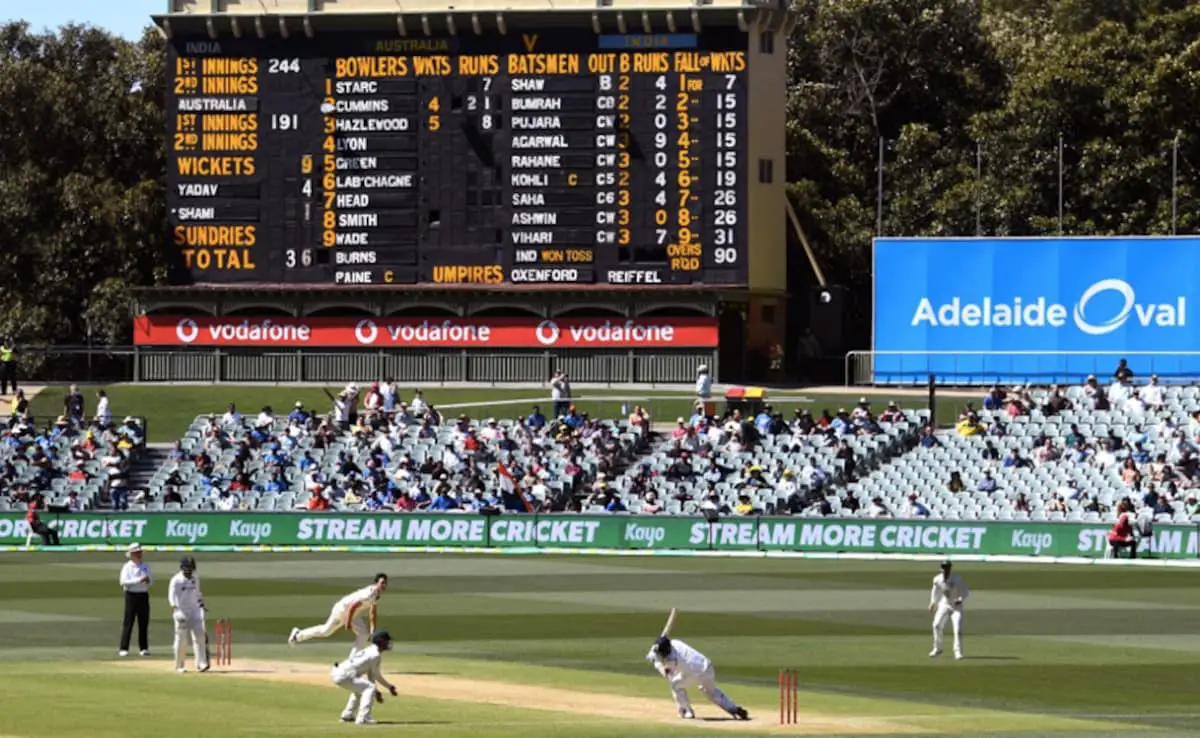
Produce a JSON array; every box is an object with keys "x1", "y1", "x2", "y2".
[{"x1": 118, "y1": 542, "x2": 153, "y2": 656}]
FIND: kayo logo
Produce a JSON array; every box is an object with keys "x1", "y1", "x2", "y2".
[{"x1": 911, "y1": 279, "x2": 1187, "y2": 335}]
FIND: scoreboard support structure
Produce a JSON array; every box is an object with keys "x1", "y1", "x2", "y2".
[{"x1": 148, "y1": 0, "x2": 792, "y2": 382}]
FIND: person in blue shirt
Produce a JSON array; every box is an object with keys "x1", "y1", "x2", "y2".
[
  {"x1": 1131, "y1": 442, "x2": 1151, "y2": 464},
  {"x1": 412, "y1": 488, "x2": 432, "y2": 510},
  {"x1": 364, "y1": 492, "x2": 385, "y2": 511},
  {"x1": 259, "y1": 472, "x2": 287, "y2": 494},
  {"x1": 288, "y1": 402, "x2": 309, "y2": 424},
  {"x1": 298, "y1": 452, "x2": 317, "y2": 471},
  {"x1": 1002, "y1": 449, "x2": 1026, "y2": 468},
  {"x1": 754, "y1": 407, "x2": 773, "y2": 435},
  {"x1": 563, "y1": 408, "x2": 584, "y2": 430},
  {"x1": 431, "y1": 488, "x2": 459, "y2": 511},
  {"x1": 605, "y1": 494, "x2": 626, "y2": 512},
  {"x1": 525, "y1": 405, "x2": 546, "y2": 430},
  {"x1": 976, "y1": 471, "x2": 998, "y2": 493}
]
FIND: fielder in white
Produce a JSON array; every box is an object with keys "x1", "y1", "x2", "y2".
[
  {"x1": 168, "y1": 556, "x2": 209, "y2": 673},
  {"x1": 929, "y1": 560, "x2": 969, "y2": 660},
  {"x1": 330, "y1": 629, "x2": 398, "y2": 725},
  {"x1": 646, "y1": 636, "x2": 749, "y2": 721},
  {"x1": 290, "y1": 573, "x2": 388, "y2": 654}
]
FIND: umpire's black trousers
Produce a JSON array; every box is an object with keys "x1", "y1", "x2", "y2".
[
  {"x1": 119, "y1": 591, "x2": 150, "y2": 652},
  {"x1": 0, "y1": 360, "x2": 14, "y2": 394}
]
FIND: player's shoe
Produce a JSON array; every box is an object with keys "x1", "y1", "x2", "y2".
[
  {"x1": 678, "y1": 708, "x2": 695, "y2": 719},
  {"x1": 139, "y1": 650, "x2": 151, "y2": 656},
  {"x1": 928, "y1": 649, "x2": 941, "y2": 657},
  {"x1": 288, "y1": 627, "x2": 300, "y2": 646},
  {"x1": 730, "y1": 707, "x2": 750, "y2": 720},
  {"x1": 954, "y1": 652, "x2": 964, "y2": 660},
  {"x1": 199, "y1": 664, "x2": 211, "y2": 673},
  {"x1": 355, "y1": 717, "x2": 377, "y2": 725},
  {"x1": 175, "y1": 667, "x2": 186, "y2": 674},
  {"x1": 117, "y1": 650, "x2": 129, "y2": 657},
  {"x1": 339, "y1": 714, "x2": 355, "y2": 723}
]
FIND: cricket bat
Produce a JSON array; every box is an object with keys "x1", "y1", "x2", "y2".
[{"x1": 661, "y1": 608, "x2": 677, "y2": 638}]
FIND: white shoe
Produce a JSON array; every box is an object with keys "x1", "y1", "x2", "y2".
[
  {"x1": 139, "y1": 650, "x2": 150, "y2": 656},
  {"x1": 678, "y1": 708, "x2": 695, "y2": 719},
  {"x1": 954, "y1": 652, "x2": 964, "y2": 660},
  {"x1": 339, "y1": 714, "x2": 354, "y2": 723},
  {"x1": 355, "y1": 717, "x2": 377, "y2": 725},
  {"x1": 175, "y1": 667, "x2": 186, "y2": 674},
  {"x1": 117, "y1": 650, "x2": 129, "y2": 657},
  {"x1": 288, "y1": 628, "x2": 300, "y2": 646},
  {"x1": 929, "y1": 649, "x2": 941, "y2": 657}
]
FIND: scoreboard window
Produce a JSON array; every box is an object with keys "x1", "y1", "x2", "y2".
[{"x1": 166, "y1": 29, "x2": 749, "y2": 287}]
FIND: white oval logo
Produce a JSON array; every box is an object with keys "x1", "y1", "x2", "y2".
[
  {"x1": 1074, "y1": 279, "x2": 1136, "y2": 336},
  {"x1": 176, "y1": 318, "x2": 199, "y2": 344},
  {"x1": 355, "y1": 319, "x2": 379, "y2": 345},
  {"x1": 535, "y1": 320, "x2": 560, "y2": 346}
]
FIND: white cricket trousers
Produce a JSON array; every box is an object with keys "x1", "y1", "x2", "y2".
[
  {"x1": 173, "y1": 609, "x2": 208, "y2": 671},
  {"x1": 932, "y1": 603, "x2": 964, "y2": 655},
  {"x1": 331, "y1": 667, "x2": 376, "y2": 722},
  {"x1": 669, "y1": 666, "x2": 737, "y2": 713},
  {"x1": 296, "y1": 602, "x2": 369, "y2": 653}
]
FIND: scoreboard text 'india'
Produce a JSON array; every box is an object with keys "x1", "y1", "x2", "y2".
[{"x1": 167, "y1": 29, "x2": 751, "y2": 288}]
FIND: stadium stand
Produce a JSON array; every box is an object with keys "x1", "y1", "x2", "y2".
[
  {"x1": 0, "y1": 413, "x2": 146, "y2": 512},
  {"x1": 844, "y1": 380, "x2": 1200, "y2": 524}
]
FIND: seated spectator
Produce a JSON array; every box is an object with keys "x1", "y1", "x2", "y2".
[
  {"x1": 1048, "y1": 494, "x2": 1067, "y2": 513},
  {"x1": 1130, "y1": 441, "x2": 1151, "y2": 464},
  {"x1": 65, "y1": 489, "x2": 81, "y2": 513},
  {"x1": 1057, "y1": 479, "x2": 1082, "y2": 501},
  {"x1": 1013, "y1": 492, "x2": 1031, "y2": 513},
  {"x1": 1141, "y1": 375, "x2": 1165, "y2": 410},
  {"x1": 1002, "y1": 448, "x2": 1027, "y2": 468},
  {"x1": 1092, "y1": 441, "x2": 1117, "y2": 469},
  {"x1": 164, "y1": 488, "x2": 183, "y2": 505},
  {"x1": 987, "y1": 419, "x2": 1007, "y2": 438},
  {"x1": 1186, "y1": 493, "x2": 1200, "y2": 517},
  {"x1": 878, "y1": 402, "x2": 906, "y2": 424},
  {"x1": 977, "y1": 471, "x2": 998, "y2": 493},
  {"x1": 604, "y1": 492, "x2": 626, "y2": 513},
  {"x1": 958, "y1": 401, "x2": 978, "y2": 421},
  {"x1": 641, "y1": 490, "x2": 662, "y2": 514},
  {"x1": 867, "y1": 496, "x2": 891, "y2": 517},
  {"x1": 254, "y1": 406, "x2": 275, "y2": 430},
  {"x1": 1034, "y1": 439, "x2": 1059, "y2": 466},
  {"x1": 215, "y1": 488, "x2": 239, "y2": 512},
  {"x1": 305, "y1": 490, "x2": 330, "y2": 511},
  {"x1": 1120, "y1": 458, "x2": 1141, "y2": 487},
  {"x1": 1068, "y1": 440, "x2": 1090, "y2": 464},
  {"x1": 981, "y1": 441, "x2": 1000, "y2": 463},
  {"x1": 221, "y1": 403, "x2": 243, "y2": 428},
  {"x1": 905, "y1": 493, "x2": 930, "y2": 518},
  {"x1": 734, "y1": 494, "x2": 754, "y2": 516},
  {"x1": 946, "y1": 471, "x2": 965, "y2": 493},
  {"x1": 919, "y1": 427, "x2": 940, "y2": 448},
  {"x1": 956, "y1": 414, "x2": 984, "y2": 437},
  {"x1": 1041, "y1": 385, "x2": 1072, "y2": 416},
  {"x1": 700, "y1": 492, "x2": 730, "y2": 516}
]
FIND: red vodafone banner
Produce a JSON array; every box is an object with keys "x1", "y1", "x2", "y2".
[{"x1": 133, "y1": 316, "x2": 720, "y2": 349}]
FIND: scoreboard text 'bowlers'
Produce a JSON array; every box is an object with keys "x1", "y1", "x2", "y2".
[{"x1": 167, "y1": 29, "x2": 749, "y2": 287}]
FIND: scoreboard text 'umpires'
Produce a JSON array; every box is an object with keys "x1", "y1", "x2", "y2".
[{"x1": 166, "y1": 29, "x2": 750, "y2": 287}]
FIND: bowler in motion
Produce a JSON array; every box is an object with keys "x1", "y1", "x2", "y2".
[{"x1": 291, "y1": 573, "x2": 387, "y2": 654}]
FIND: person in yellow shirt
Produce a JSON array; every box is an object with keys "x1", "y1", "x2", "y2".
[
  {"x1": 0, "y1": 339, "x2": 15, "y2": 395},
  {"x1": 955, "y1": 413, "x2": 985, "y2": 437},
  {"x1": 734, "y1": 494, "x2": 754, "y2": 516}
]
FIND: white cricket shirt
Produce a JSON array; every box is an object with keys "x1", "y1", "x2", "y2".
[
  {"x1": 930, "y1": 572, "x2": 969, "y2": 608},
  {"x1": 168, "y1": 571, "x2": 204, "y2": 614}
]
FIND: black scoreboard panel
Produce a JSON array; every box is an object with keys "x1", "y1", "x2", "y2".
[{"x1": 166, "y1": 29, "x2": 748, "y2": 287}]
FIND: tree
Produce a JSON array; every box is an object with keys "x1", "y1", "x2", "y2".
[{"x1": 0, "y1": 23, "x2": 167, "y2": 352}]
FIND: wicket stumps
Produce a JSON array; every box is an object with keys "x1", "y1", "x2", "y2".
[
  {"x1": 214, "y1": 618, "x2": 233, "y2": 666},
  {"x1": 778, "y1": 668, "x2": 798, "y2": 724}
]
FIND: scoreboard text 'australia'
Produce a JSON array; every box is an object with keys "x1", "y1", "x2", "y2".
[{"x1": 166, "y1": 28, "x2": 750, "y2": 288}]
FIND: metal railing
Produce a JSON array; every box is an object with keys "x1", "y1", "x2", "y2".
[
  {"x1": 9, "y1": 346, "x2": 717, "y2": 385},
  {"x1": 845, "y1": 351, "x2": 1200, "y2": 387}
]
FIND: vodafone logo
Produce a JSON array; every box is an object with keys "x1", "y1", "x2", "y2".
[
  {"x1": 536, "y1": 320, "x2": 561, "y2": 346},
  {"x1": 355, "y1": 319, "x2": 379, "y2": 345},
  {"x1": 176, "y1": 319, "x2": 199, "y2": 344}
]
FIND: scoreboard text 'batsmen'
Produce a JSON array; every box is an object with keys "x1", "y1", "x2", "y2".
[{"x1": 166, "y1": 29, "x2": 749, "y2": 287}]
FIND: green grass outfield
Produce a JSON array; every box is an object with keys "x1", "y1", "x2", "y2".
[
  {"x1": 0, "y1": 552, "x2": 1197, "y2": 737},
  {"x1": 27, "y1": 384, "x2": 961, "y2": 443}
]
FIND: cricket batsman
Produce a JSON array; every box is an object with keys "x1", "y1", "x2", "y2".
[
  {"x1": 330, "y1": 629, "x2": 398, "y2": 725},
  {"x1": 646, "y1": 636, "x2": 749, "y2": 721},
  {"x1": 290, "y1": 573, "x2": 387, "y2": 653},
  {"x1": 929, "y1": 560, "x2": 969, "y2": 660},
  {"x1": 167, "y1": 556, "x2": 209, "y2": 673}
]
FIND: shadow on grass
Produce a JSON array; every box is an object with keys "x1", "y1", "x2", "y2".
[{"x1": 960, "y1": 656, "x2": 1020, "y2": 661}]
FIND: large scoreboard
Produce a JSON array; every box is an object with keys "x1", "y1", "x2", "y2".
[{"x1": 166, "y1": 28, "x2": 751, "y2": 288}]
